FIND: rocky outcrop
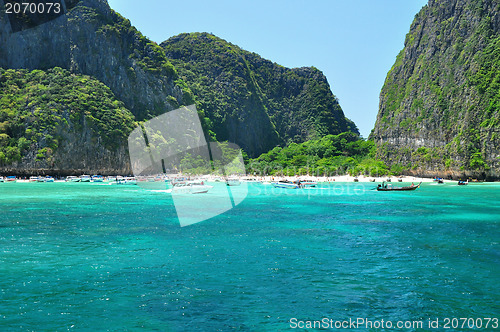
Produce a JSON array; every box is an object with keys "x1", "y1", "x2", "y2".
[
  {"x1": 0, "y1": 0, "x2": 184, "y2": 120},
  {"x1": 1, "y1": 132, "x2": 132, "y2": 177},
  {"x1": 162, "y1": 33, "x2": 358, "y2": 157},
  {"x1": 371, "y1": 0, "x2": 500, "y2": 180},
  {"x1": 0, "y1": 1, "x2": 361, "y2": 172},
  {"x1": 0, "y1": 68, "x2": 134, "y2": 175}
]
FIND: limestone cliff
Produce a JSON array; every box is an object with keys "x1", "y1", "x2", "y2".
[
  {"x1": 0, "y1": 1, "x2": 361, "y2": 173},
  {"x1": 371, "y1": 0, "x2": 500, "y2": 180},
  {"x1": 162, "y1": 33, "x2": 358, "y2": 157},
  {"x1": 0, "y1": 0, "x2": 185, "y2": 121},
  {"x1": 0, "y1": 68, "x2": 134, "y2": 175}
]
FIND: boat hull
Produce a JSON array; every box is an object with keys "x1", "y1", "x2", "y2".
[
  {"x1": 377, "y1": 182, "x2": 421, "y2": 191},
  {"x1": 272, "y1": 182, "x2": 300, "y2": 189},
  {"x1": 171, "y1": 184, "x2": 213, "y2": 194},
  {"x1": 376, "y1": 186, "x2": 419, "y2": 191}
]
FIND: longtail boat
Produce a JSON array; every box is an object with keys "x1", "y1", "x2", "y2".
[{"x1": 376, "y1": 182, "x2": 421, "y2": 191}]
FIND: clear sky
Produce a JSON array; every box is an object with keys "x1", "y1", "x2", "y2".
[{"x1": 107, "y1": 0, "x2": 428, "y2": 138}]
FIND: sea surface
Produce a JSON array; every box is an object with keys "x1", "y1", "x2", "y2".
[{"x1": 0, "y1": 181, "x2": 499, "y2": 331}]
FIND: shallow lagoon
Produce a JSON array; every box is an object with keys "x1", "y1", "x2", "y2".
[{"x1": 0, "y1": 182, "x2": 499, "y2": 330}]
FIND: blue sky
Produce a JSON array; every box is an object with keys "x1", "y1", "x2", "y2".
[{"x1": 108, "y1": 0, "x2": 428, "y2": 138}]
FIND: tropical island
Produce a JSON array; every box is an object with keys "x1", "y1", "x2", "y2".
[
  {"x1": 1, "y1": 1, "x2": 499, "y2": 331},
  {"x1": 0, "y1": 0, "x2": 499, "y2": 181}
]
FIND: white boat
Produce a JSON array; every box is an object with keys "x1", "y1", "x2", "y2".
[
  {"x1": 66, "y1": 176, "x2": 80, "y2": 182},
  {"x1": 272, "y1": 181, "x2": 300, "y2": 189},
  {"x1": 80, "y1": 175, "x2": 91, "y2": 182},
  {"x1": 0, "y1": 176, "x2": 4, "y2": 183},
  {"x1": 36, "y1": 176, "x2": 45, "y2": 182},
  {"x1": 117, "y1": 176, "x2": 137, "y2": 185},
  {"x1": 91, "y1": 175, "x2": 104, "y2": 182},
  {"x1": 44, "y1": 176, "x2": 55, "y2": 183},
  {"x1": 29, "y1": 176, "x2": 39, "y2": 182},
  {"x1": 171, "y1": 177, "x2": 189, "y2": 186},
  {"x1": 171, "y1": 181, "x2": 212, "y2": 194},
  {"x1": 226, "y1": 177, "x2": 241, "y2": 186}
]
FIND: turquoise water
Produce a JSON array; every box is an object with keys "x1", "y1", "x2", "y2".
[{"x1": 0, "y1": 182, "x2": 499, "y2": 331}]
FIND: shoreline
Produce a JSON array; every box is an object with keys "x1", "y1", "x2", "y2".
[
  {"x1": 247, "y1": 175, "x2": 464, "y2": 183},
  {"x1": 2, "y1": 174, "x2": 493, "y2": 184}
]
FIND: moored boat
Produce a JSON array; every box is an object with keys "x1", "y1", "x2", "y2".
[
  {"x1": 171, "y1": 177, "x2": 188, "y2": 186},
  {"x1": 29, "y1": 176, "x2": 39, "y2": 182},
  {"x1": 0, "y1": 176, "x2": 4, "y2": 183},
  {"x1": 66, "y1": 176, "x2": 80, "y2": 182},
  {"x1": 80, "y1": 175, "x2": 91, "y2": 182},
  {"x1": 458, "y1": 180, "x2": 468, "y2": 186},
  {"x1": 5, "y1": 176, "x2": 16, "y2": 182},
  {"x1": 299, "y1": 180, "x2": 317, "y2": 188},
  {"x1": 36, "y1": 176, "x2": 45, "y2": 182},
  {"x1": 171, "y1": 180, "x2": 212, "y2": 194},
  {"x1": 91, "y1": 175, "x2": 104, "y2": 182},
  {"x1": 44, "y1": 176, "x2": 55, "y2": 183},
  {"x1": 376, "y1": 181, "x2": 421, "y2": 191},
  {"x1": 117, "y1": 176, "x2": 137, "y2": 185},
  {"x1": 272, "y1": 181, "x2": 300, "y2": 189},
  {"x1": 433, "y1": 177, "x2": 444, "y2": 184},
  {"x1": 106, "y1": 176, "x2": 117, "y2": 182}
]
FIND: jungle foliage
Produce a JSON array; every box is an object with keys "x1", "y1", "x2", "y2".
[{"x1": 0, "y1": 67, "x2": 136, "y2": 165}]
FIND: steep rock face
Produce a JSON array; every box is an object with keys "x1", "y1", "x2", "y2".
[
  {"x1": 0, "y1": 68, "x2": 134, "y2": 175},
  {"x1": 162, "y1": 33, "x2": 358, "y2": 157},
  {"x1": 371, "y1": 0, "x2": 500, "y2": 179},
  {"x1": 0, "y1": 0, "x2": 184, "y2": 120},
  {"x1": 0, "y1": 2, "x2": 362, "y2": 171},
  {"x1": 2, "y1": 129, "x2": 132, "y2": 176}
]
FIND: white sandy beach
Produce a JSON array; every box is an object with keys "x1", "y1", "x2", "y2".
[{"x1": 240, "y1": 175, "x2": 441, "y2": 183}]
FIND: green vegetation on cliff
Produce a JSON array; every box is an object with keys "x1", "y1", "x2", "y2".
[
  {"x1": 162, "y1": 32, "x2": 358, "y2": 157},
  {"x1": 371, "y1": 0, "x2": 500, "y2": 179},
  {"x1": 0, "y1": 67, "x2": 135, "y2": 165},
  {"x1": 0, "y1": 0, "x2": 187, "y2": 123},
  {"x1": 471, "y1": 34, "x2": 500, "y2": 129},
  {"x1": 0, "y1": 1, "x2": 362, "y2": 172},
  {"x1": 94, "y1": 11, "x2": 177, "y2": 78},
  {"x1": 247, "y1": 133, "x2": 391, "y2": 176}
]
